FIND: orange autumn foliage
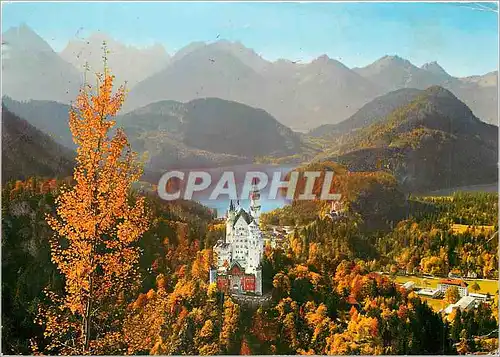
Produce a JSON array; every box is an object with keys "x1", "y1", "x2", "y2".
[
  {"x1": 240, "y1": 338, "x2": 252, "y2": 355},
  {"x1": 36, "y1": 61, "x2": 150, "y2": 354},
  {"x1": 6, "y1": 177, "x2": 69, "y2": 200},
  {"x1": 124, "y1": 278, "x2": 169, "y2": 354},
  {"x1": 251, "y1": 308, "x2": 279, "y2": 343}
]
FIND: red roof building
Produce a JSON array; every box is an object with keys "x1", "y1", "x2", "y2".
[
  {"x1": 437, "y1": 279, "x2": 469, "y2": 297},
  {"x1": 439, "y1": 279, "x2": 469, "y2": 288}
]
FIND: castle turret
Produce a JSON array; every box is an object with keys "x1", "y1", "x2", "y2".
[
  {"x1": 250, "y1": 178, "x2": 261, "y2": 223},
  {"x1": 226, "y1": 200, "x2": 236, "y2": 243},
  {"x1": 255, "y1": 265, "x2": 263, "y2": 296}
]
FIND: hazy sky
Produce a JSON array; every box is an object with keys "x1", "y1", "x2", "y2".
[{"x1": 2, "y1": 2, "x2": 498, "y2": 77}]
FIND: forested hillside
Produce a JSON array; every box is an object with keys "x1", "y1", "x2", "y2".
[
  {"x1": 1, "y1": 108, "x2": 74, "y2": 182},
  {"x1": 3, "y1": 175, "x2": 498, "y2": 355},
  {"x1": 316, "y1": 87, "x2": 498, "y2": 192}
]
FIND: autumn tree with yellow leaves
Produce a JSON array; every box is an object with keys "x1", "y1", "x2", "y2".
[{"x1": 34, "y1": 56, "x2": 150, "y2": 354}]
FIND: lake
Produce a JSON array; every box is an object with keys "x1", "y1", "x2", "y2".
[
  {"x1": 199, "y1": 196, "x2": 291, "y2": 217},
  {"x1": 192, "y1": 163, "x2": 296, "y2": 217}
]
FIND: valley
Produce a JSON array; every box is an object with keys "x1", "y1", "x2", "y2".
[{"x1": 4, "y1": 84, "x2": 497, "y2": 195}]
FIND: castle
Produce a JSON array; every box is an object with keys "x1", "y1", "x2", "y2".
[{"x1": 210, "y1": 180, "x2": 264, "y2": 295}]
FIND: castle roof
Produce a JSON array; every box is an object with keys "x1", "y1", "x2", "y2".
[
  {"x1": 233, "y1": 208, "x2": 254, "y2": 227},
  {"x1": 230, "y1": 260, "x2": 243, "y2": 270},
  {"x1": 214, "y1": 240, "x2": 231, "y2": 249},
  {"x1": 229, "y1": 260, "x2": 247, "y2": 275}
]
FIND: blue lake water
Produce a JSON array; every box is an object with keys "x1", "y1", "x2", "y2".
[
  {"x1": 190, "y1": 163, "x2": 296, "y2": 217},
  {"x1": 199, "y1": 197, "x2": 290, "y2": 217}
]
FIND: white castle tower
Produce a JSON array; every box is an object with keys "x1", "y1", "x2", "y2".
[
  {"x1": 249, "y1": 178, "x2": 261, "y2": 223},
  {"x1": 225, "y1": 200, "x2": 236, "y2": 243}
]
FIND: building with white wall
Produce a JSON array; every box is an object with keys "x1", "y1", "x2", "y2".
[
  {"x1": 211, "y1": 181, "x2": 264, "y2": 295},
  {"x1": 442, "y1": 295, "x2": 478, "y2": 315},
  {"x1": 437, "y1": 279, "x2": 469, "y2": 297}
]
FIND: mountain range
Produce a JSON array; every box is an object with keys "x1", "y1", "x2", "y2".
[
  {"x1": 4, "y1": 82, "x2": 498, "y2": 193},
  {"x1": 2, "y1": 25, "x2": 81, "y2": 104},
  {"x1": 2, "y1": 97, "x2": 74, "y2": 149},
  {"x1": 2, "y1": 107, "x2": 74, "y2": 182},
  {"x1": 5, "y1": 83, "x2": 497, "y2": 193},
  {"x1": 309, "y1": 88, "x2": 423, "y2": 137},
  {"x1": 2, "y1": 96, "x2": 309, "y2": 172},
  {"x1": 2, "y1": 25, "x2": 497, "y2": 193},
  {"x1": 60, "y1": 32, "x2": 170, "y2": 88},
  {"x1": 2, "y1": 25, "x2": 497, "y2": 130},
  {"x1": 118, "y1": 97, "x2": 307, "y2": 170}
]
